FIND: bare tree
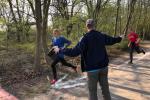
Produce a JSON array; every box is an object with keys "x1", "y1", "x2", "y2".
[
  {"x1": 34, "y1": 0, "x2": 43, "y2": 71},
  {"x1": 27, "y1": 0, "x2": 51, "y2": 71},
  {"x1": 42, "y1": 0, "x2": 51, "y2": 67},
  {"x1": 114, "y1": 0, "x2": 121, "y2": 36},
  {"x1": 7, "y1": 0, "x2": 33, "y2": 42},
  {"x1": 52, "y1": 0, "x2": 81, "y2": 35},
  {"x1": 124, "y1": 0, "x2": 137, "y2": 36},
  {"x1": 84, "y1": 0, "x2": 110, "y2": 27}
]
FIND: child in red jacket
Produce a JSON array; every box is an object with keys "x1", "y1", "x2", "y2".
[{"x1": 127, "y1": 28, "x2": 145, "y2": 64}]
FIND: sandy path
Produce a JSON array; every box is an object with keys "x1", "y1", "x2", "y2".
[{"x1": 26, "y1": 42, "x2": 150, "y2": 100}]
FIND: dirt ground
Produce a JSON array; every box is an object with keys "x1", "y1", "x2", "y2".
[{"x1": 0, "y1": 41, "x2": 150, "y2": 100}]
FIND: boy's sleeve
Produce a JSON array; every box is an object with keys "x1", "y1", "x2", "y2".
[
  {"x1": 104, "y1": 34, "x2": 122, "y2": 45},
  {"x1": 135, "y1": 33, "x2": 139, "y2": 39},
  {"x1": 51, "y1": 37, "x2": 54, "y2": 45},
  {"x1": 60, "y1": 36, "x2": 87, "y2": 57},
  {"x1": 62, "y1": 37, "x2": 71, "y2": 47}
]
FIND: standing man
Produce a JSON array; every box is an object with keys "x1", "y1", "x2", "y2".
[
  {"x1": 53, "y1": 19, "x2": 122, "y2": 100},
  {"x1": 127, "y1": 28, "x2": 145, "y2": 64}
]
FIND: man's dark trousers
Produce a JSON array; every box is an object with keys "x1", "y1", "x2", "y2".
[{"x1": 87, "y1": 68, "x2": 111, "y2": 100}]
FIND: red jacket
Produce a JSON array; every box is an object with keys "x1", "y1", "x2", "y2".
[
  {"x1": 128, "y1": 32, "x2": 139, "y2": 46},
  {"x1": 128, "y1": 32, "x2": 138, "y2": 42}
]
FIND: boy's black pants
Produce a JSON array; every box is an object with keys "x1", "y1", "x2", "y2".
[
  {"x1": 51, "y1": 57, "x2": 76, "y2": 80},
  {"x1": 129, "y1": 42, "x2": 144, "y2": 63}
]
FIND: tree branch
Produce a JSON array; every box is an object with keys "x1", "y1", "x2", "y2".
[{"x1": 27, "y1": 0, "x2": 35, "y2": 17}]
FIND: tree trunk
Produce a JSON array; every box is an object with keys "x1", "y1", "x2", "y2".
[
  {"x1": 142, "y1": 0, "x2": 148, "y2": 40},
  {"x1": 7, "y1": 0, "x2": 17, "y2": 23},
  {"x1": 85, "y1": 0, "x2": 110, "y2": 28},
  {"x1": 34, "y1": 0, "x2": 42, "y2": 71},
  {"x1": 114, "y1": 0, "x2": 121, "y2": 36},
  {"x1": 42, "y1": 0, "x2": 51, "y2": 65},
  {"x1": 124, "y1": 0, "x2": 137, "y2": 36}
]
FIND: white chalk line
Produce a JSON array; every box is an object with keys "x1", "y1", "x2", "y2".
[
  {"x1": 51, "y1": 75, "x2": 87, "y2": 89},
  {"x1": 50, "y1": 51, "x2": 150, "y2": 89}
]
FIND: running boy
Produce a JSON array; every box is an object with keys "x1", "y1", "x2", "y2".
[
  {"x1": 127, "y1": 28, "x2": 145, "y2": 64},
  {"x1": 50, "y1": 29, "x2": 77, "y2": 84}
]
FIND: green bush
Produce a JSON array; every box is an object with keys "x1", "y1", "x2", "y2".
[
  {"x1": 0, "y1": 31, "x2": 6, "y2": 47},
  {"x1": 13, "y1": 42, "x2": 35, "y2": 53},
  {"x1": 116, "y1": 39, "x2": 129, "y2": 51}
]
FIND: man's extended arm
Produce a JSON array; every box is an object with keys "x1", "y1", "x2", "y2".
[
  {"x1": 53, "y1": 36, "x2": 87, "y2": 57},
  {"x1": 104, "y1": 34, "x2": 122, "y2": 45}
]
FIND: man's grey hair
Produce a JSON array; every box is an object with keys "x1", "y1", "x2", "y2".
[{"x1": 86, "y1": 19, "x2": 95, "y2": 28}]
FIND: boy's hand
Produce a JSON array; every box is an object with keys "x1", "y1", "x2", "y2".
[
  {"x1": 128, "y1": 44, "x2": 130, "y2": 47},
  {"x1": 136, "y1": 38, "x2": 141, "y2": 44},
  {"x1": 128, "y1": 42, "x2": 131, "y2": 47},
  {"x1": 52, "y1": 46, "x2": 60, "y2": 53}
]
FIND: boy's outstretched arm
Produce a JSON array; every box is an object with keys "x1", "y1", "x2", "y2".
[
  {"x1": 62, "y1": 37, "x2": 71, "y2": 48},
  {"x1": 136, "y1": 38, "x2": 141, "y2": 44},
  {"x1": 128, "y1": 41, "x2": 131, "y2": 47}
]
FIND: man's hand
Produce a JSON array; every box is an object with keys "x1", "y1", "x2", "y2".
[
  {"x1": 52, "y1": 46, "x2": 60, "y2": 53},
  {"x1": 120, "y1": 34, "x2": 126, "y2": 39},
  {"x1": 47, "y1": 48, "x2": 55, "y2": 56}
]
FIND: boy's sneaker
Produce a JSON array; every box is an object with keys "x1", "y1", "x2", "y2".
[
  {"x1": 142, "y1": 49, "x2": 145, "y2": 54},
  {"x1": 50, "y1": 79, "x2": 57, "y2": 84}
]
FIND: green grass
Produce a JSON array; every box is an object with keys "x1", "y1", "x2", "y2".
[
  {"x1": 116, "y1": 39, "x2": 129, "y2": 51},
  {"x1": 12, "y1": 42, "x2": 35, "y2": 53},
  {"x1": 0, "y1": 31, "x2": 6, "y2": 41},
  {"x1": 0, "y1": 30, "x2": 129, "y2": 55},
  {"x1": 0, "y1": 31, "x2": 7, "y2": 49},
  {"x1": 0, "y1": 31, "x2": 35, "y2": 53}
]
